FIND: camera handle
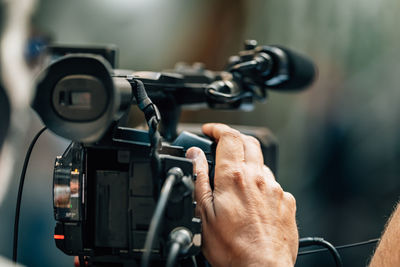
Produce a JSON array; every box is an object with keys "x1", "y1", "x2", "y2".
[
  {"x1": 157, "y1": 97, "x2": 181, "y2": 141},
  {"x1": 131, "y1": 79, "x2": 163, "y2": 195}
]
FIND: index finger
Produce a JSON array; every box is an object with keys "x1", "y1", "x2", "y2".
[
  {"x1": 202, "y1": 123, "x2": 245, "y2": 166},
  {"x1": 202, "y1": 123, "x2": 236, "y2": 142}
]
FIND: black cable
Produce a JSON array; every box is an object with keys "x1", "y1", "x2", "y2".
[
  {"x1": 298, "y1": 238, "x2": 380, "y2": 256},
  {"x1": 191, "y1": 256, "x2": 198, "y2": 267},
  {"x1": 78, "y1": 255, "x2": 85, "y2": 267},
  {"x1": 166, "y1": 242, "x2": 181, "y2": 267},
  {"x1": 299, "y1": 237, "x2": 343, "y2": 267},
  {"x1": 141, "y1": 171, "x2": 179, "y2": 267},
  {"x1": 12, "y1": 126, "x2": 47, "y2": 262}
]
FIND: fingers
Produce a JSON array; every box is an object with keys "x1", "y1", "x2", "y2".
[
  {"x1": 243, "y1": 135, "x2": 264, "y2": 166},
  {"x1": 186, "y1": 147, "x2": 214, "y2": 220},
  {"x1": 202, "y1": 123, "x2": 235, "y2": 142},
  {"x1": 202, "y1": 123, "x2": 277, "y2": 188},
  {"x1": 203, "y1": 123, "x2": 245, "y2": 166},
  {"x1": 203, "y1": 123, "x2": 264, "y2": 165}
]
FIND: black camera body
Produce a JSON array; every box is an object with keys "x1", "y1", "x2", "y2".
[
  {"x1": 53, "y1": 127, "x2": 213, "y2": 265},
  {"x1": 33, "y1": 41, "x2": 314, "y2": 266}
]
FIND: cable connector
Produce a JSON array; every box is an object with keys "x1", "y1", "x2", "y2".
[
  {"x1": 166, "y1": 167, "x2": 184, "y2": 184},
  {"x1": 169, "y1": 227, "x2": 193, "y2": 253},
  {"x1": 166, "y1": 227, "x2": 193, "y2": 267}
]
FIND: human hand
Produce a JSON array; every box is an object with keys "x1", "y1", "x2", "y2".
[{"x1": 186, "y1": 123, "x2": 298, "y2": 267}]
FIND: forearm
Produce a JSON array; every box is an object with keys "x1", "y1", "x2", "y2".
[{"x1": 369, "y1": 202, "x2": 400, "y2": 267}]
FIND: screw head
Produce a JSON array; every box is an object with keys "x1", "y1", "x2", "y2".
[{"x1": 244, "y1": 40, "x2": 258, "y2": 50}]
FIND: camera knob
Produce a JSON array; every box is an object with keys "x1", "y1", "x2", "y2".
[{"x1": 244, "y1": 39, "x2": 258, "y2": 50}]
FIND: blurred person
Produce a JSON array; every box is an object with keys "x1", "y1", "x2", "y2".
[
  {"x1": 369, "y1": 203, "x2": 400, "y2": 266},
  {"x1": 0, "y1": 78, "x2": 10, "y2": 150},
  {"x1": 0, "y1": 0, "x2": 38, "y2": 206},
  {"x1": 0, "y1": 0, "x2": 38, "y2": 266}
]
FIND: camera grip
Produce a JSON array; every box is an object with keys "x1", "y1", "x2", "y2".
[{"x1": 171, "y1": 131, "x2": 216, "y2": 188}]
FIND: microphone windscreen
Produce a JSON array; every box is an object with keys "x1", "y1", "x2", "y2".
[{"x1": 272, "y1": 47, "x2": 317, "y2": 90}]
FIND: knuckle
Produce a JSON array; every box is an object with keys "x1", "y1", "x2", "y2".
[
  {"x1": 246, "y1": 135, "x2": 261, "y2": 147},
  {"x1": 254, "y1": 174, "x2": 267, "y2": 190},
  {"x1": 215, "y1": 163, "x2": 246, "y2": 188},
  {"x1": 218, "y1": 165, "x2": 245, "y2": 186},
  {"x1": 270, "y1": 182, "x2": 284, "y2": 196},
  {"x1": 284, "y1": 192, "x2": 297, "y2": 208},
  {"x1": 249, "y1": 169, "x2": 268, "y2": 191},
  {"x1": 230, "y1": 168, "x2": 245, "y2": 187}
]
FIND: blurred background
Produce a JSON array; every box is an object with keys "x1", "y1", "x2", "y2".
[{"x1": 2, "y1": 0, "x2": 400, "y2": 266}]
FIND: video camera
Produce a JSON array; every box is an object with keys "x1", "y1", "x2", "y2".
[{"x1": 32, "y1": 40, "x2": 315, "y2": 267}]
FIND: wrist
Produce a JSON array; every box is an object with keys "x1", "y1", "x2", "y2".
[
  {"x1": 244, "y1": 242, "x2": 297, "y2": 267},
  {"x1": 235, "y1": 251, "x2": 295, "y2": 267},
  {"x1": 246, "y1": 256, "x2": 295, "y2": 267},
  {"x1": 266, "y1": 256, "x2": 295, "y2": 267}
]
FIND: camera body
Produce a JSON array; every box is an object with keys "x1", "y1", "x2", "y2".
[
  {"x1": 53, "y1": 127, "x2": 212, "y2": 265},
  {"x1": 33, "y1": 41, "x2": 313, "y2": 266}
]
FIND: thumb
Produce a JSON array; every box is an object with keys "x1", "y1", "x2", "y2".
[{"x1": 186, "y1": 147, "x2": 214, "y2": 221}]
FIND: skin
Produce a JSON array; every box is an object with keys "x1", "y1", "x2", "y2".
[
  {"x1": 369, "y1": 203, "x2": 400, "y2": 267},
  {"x1": 186, "y1": 123, "x2": 298, "y2": 267}
]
